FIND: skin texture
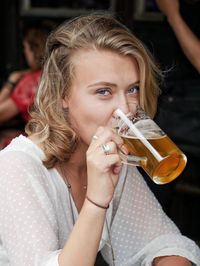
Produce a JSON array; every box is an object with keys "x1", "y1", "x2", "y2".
[{"x1": 63, "y1": 49, "x2": 140, "y2": 146}]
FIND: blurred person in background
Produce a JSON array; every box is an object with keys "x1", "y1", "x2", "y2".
[
  {"x1": 156, "y1": 0, "x2": 200, "y2": 73},
  {"x1": 0, "y1": 21, "x2": 55, "y2": 148},
  {"x1": 152, "y1": 0, "x2": 200, "y2": 242}
]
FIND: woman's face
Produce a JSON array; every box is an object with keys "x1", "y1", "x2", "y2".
[
  {"x1": 23, "y1": 40, "x2": 36, "y2": 69},
  {"x1": 63, "y1": 49, "x2": 140, "y2": 145}
]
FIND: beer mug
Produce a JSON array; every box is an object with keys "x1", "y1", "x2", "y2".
[{"x1": 114, "y1": 107, "x2": 187, "y2": 184}]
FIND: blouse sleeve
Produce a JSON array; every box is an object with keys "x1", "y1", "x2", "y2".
[
  {"x1": 101, "y1": 166, "x2": 200, "y2": 265},
  {"x1": 0, "y1": 150, "x2": 60, "y2": 266}
]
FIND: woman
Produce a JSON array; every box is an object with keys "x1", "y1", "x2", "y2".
[
  {"x1": 0, "y1": 23, "x2": 49, "y2": 123},
  {"x1": 0, "y1": 13, "x2": 199, "y2": 266},
  {"x1": 156, "y1": 0, "x2": 200, "y2": 73},
  {"x1": 0, "y1": 21, "x2": 54, "y2": 149}
]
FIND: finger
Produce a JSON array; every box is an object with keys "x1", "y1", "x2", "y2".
[
  {"x1": 92, "y1": 126, "x2": 124, "y2": 149},
  {"x1": 101, "y1": 154, "x2": 121, "y2": 169},
  {"x1": 119, "y1": 143, "x2": 129, "y2": 155},
  {"x1": 112, "y1": 162, "x2": 123, "y2": 175},
  {"x1": 100, "y1": 141, "x2": 117, "y2": 156},
  {"x1": 91, "y1": 134, "x2": 99, "y2": 142}
]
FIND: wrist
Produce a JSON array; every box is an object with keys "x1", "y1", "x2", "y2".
[
  {"x1": 83, "y1": 198, "x2": 107, "y2": 219},
  {"x1": 86, "y1": 195, "x2": 109, "y2": 210},
  {"x1": 4, "y1": 80, "x2": 16, "y2": 90}
]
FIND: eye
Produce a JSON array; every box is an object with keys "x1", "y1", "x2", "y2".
[
  {"x1": 97, "y1": 88, "x2": 112, "y2": 96},
  {"x1": 127, "y1": 85, "x2": 139, "y2": 94}
]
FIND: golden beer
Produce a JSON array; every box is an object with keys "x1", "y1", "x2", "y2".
[{"x1": 121, "y1": 134, "x2": 187, "y2": 184}]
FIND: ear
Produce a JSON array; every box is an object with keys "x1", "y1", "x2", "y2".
[{"x1": 62, "y1": 97, "x2": 69, "y2": 109}]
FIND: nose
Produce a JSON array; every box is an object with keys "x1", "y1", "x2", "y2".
[
  {"x1": 116, "y1": 96, "x2": 129, "y2": 114},
  {"x1": 117, "y1": 96, "x2": 138, "y2": 115}
]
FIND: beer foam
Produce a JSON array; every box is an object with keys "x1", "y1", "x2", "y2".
[
  {"x1": 122, "y1": 134, "x2": 166, "y2": 140},
  {"x1": 115, "y1": 109, "x2": 163, "y2": 161}
]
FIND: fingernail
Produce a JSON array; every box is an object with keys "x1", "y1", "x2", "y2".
[{"x1": 120, "y1": 144, "x2": 129, "y2": 155}]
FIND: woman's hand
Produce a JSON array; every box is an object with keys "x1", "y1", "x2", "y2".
[
  {"x1": 8, "y1": 69, "x2": 30, "y2": 85},
  {"x1": 86, "y1": 126, "x2": 126, "y2": 208}
]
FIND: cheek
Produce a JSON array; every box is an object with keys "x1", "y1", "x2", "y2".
[
  {"x1": 68, "y1": 95, "x2": 102, "y2": 127},
  {"x1": 26, "y1": 51, "x2": 35, "y2": 66},
  {"x1": 72, "y1": 108, "x2": 101, "y2": 131},
  {"x1": 70, "y1": 107, "x2": 112, "y2": 144}
]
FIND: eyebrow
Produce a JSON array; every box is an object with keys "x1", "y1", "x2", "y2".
[
  {"x1": 87, "y1": 81, "x2": 117, "y2": 88},
  {"x1": 87, "y1": 80, "x2": 140, "y2": 88}
]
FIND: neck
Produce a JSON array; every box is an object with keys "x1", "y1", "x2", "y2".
[
  {"x1": 66, "y1": 142, "x2": 87, "y2": 176},
  {"x1": 62, "y1": 162, "x2": 87, "y2": 181},
  {"x1": 56, "y1": 142, "x2": 88, "y2": 212},
  {"x1": 56, "y1": 141, "x2": 88, "y2": 183}
]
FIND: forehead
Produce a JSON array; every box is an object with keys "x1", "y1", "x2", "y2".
[
  {"x1": 68, "y1": 48, "x2": 140, "y2": 96},
  {"x1": 71, "y1": 48, "x2": 139, "y2": 77}
]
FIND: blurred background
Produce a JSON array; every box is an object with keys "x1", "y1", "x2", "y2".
[{"x1": 0, "y1": 0, "x2": 200, "y2": 245}]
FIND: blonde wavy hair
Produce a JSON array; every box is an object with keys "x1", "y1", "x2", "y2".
[{"x1": 26, "y1": 13, "x2": 162, "y2": 168}]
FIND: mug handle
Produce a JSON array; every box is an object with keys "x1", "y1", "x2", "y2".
[{"x1": 119, "y1": 149, "x2": 147, "y2": 167}]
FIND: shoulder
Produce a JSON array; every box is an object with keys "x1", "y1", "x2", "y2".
[
  {"x1": 0, "y1": 136, "x2": 59, "y2": 209},
  {"x1": 20, "y1": 70, "x2": 42, "y2": 82},
  {"x1": 13, "y1": 70, "x2": 42, "y2": 92},
  {"x1": 0, "y1": 135, "x2": 46, "y2": 183},
  {"x1": 0, "y1": 135, "x2": 45, "y2": 161}
]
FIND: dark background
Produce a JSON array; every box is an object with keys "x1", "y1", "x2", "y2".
[{"x1": 0, "y1": 0, "x2": 200, "y2": 244}]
